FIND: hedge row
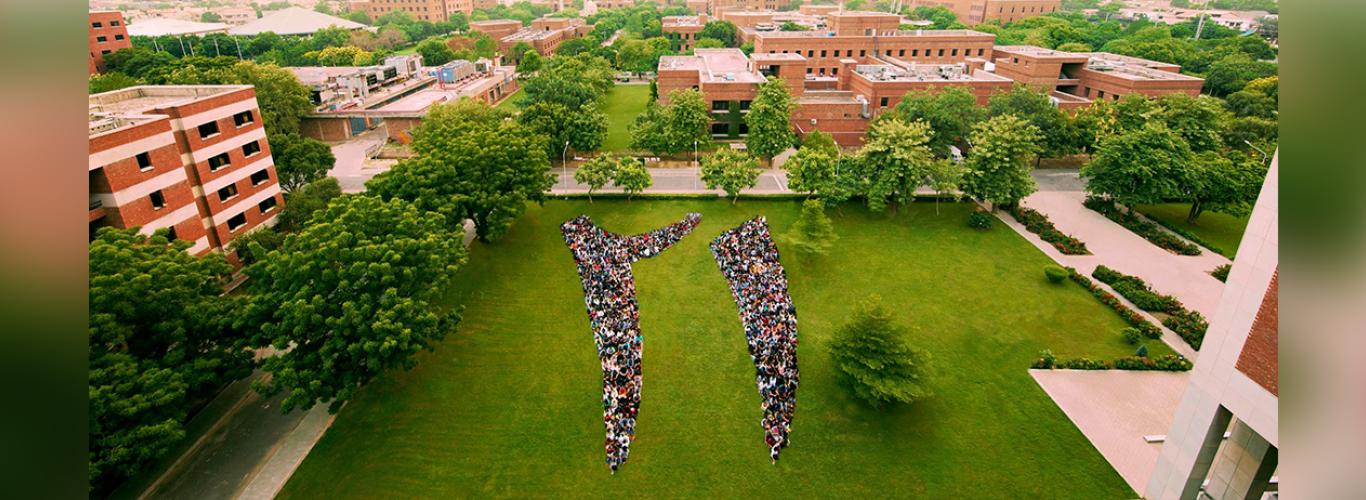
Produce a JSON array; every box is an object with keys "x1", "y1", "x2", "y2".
[
  {"x1": 1031, "y1": 350, "x2": 1192, "y2": 371},
  {"x1": 1066, "y1": 268, "x2": 1163, "y2": 339},
  {"x1": 1007, "y1": 206, "x2": 1090, "y2": 255},
  {"x1": 1092, "y1": 265, "x2": 1184, "y2": 314},
  {"x1": 1140, "y1": 212, "x2": 1233, "y2": 258},
  {"x1": 1089, "y1": 265, "x2": 1209, "y2": 350},
  {"x1": 1083, "y1": 197, "x2": 1201, "y2": 255}
]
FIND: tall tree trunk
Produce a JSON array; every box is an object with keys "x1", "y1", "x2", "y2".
[{"x1": 1186, "y1": 200, "x2": 1204, "y2": 224}]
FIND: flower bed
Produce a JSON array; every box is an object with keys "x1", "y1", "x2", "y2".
[
  {"x1": 1162, "y1": 310, "x2": 1209, "y2": 350},
  {"x1": 1211, "y1": 264, "x2": 1231, "y2": 282},
  {"x1": 1083, "y1": 197, "x2": 1201, "y2": 255},
  {"x1": 1066, "y1": 268, "x2": 1162, "y2": 339},
  {"x1": 1092, "y1": 265, "x2": 1183, "y2": 314},
  {"x1": 1007, "y1": 206, "x2": 1090, "y2": 255},
  {"x1": 1031, "y1": 350, "x2": 1192, "y2": 371}
]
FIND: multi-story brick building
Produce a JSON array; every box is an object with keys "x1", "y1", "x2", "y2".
[
  {"x1": 918, "y1": 0, "x2": 1062, "y2": 25},
  {"x1": 658, "y1": 11, "x2": 1207, "y2": 145},
  {"x1": 476, "y1": 17, "x2": 591, "y2": 56},
  {"x1": 360, "y1": 0, "x2": 474, "y2": 22},
  {"x1": 469, "y1": 19, "x2": 524, "y2": 42},
  {"x1": 706, "y1": 0, "x2": 782, "y2": 14},
  {"x1": 89, "y1": 86, "x2": 285, "y2": 263},
  {"x1": 662, "y1": 14, "x2": 708, "y2": 51},
  {"x1": 1146, "y1": 155, "x2": 1278, "y2": 500},
  {"x1": 89, "y1": 11, "x2": 132, "y2": 75}
]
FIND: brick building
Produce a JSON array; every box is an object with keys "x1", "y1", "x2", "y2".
[
  {"x1": 476, "y1": 17, "x2": 591, "y2": 56},
  {"x1": 359, "y1": 0, "x2": 474, "y2": 22},
  {"x1": 89, "y1": 11, "x2": 132, "y2": 75},
  {"x1": 662, "y1": 15, "x2": 708, "y2": 51},
  {"x1": 89, "y1": 86, "x2": 285, "y2": 263},
  {"x1": 918, "y1": 0, "x2": 1062, "y2": 25},
  {"x1": 1147, "y1": 154, "x2": 1278, "y2": 499},
  {"x1": 706, "y1": 0, "x2": 782, "y2": 14},
  {"x1": 469, "y1": 19, "x2": 523, "y2": 42},
  {"x1": 657, "y1": 11, "x2": 1207, "y2": 145}
]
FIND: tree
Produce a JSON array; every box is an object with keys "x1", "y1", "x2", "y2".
[
  {"x1": 1055, "y1": 41, "x2": 1092, "y2": 52},
  {"x1": 575, "y1": 155, "x2": 617, "y2": 202},
  {"x1": 518, "y1": 101, "x2": 609, "y2": 158},
  {"x1": 850, "y1": 118, "x2": 936, "y2": 213},
  {"x1": 700, "y1": 148, "x2": 760, "y2": 203},
  {"x1": 201, "y1": 11, "x2": 222, "y2": 22},
  {"x1": 780, "y1": 21, "x2": 807, "y2": 31},
  {"x1": 911, "y1": 5, "x2": 965, "y2": 29},
  {"x1": 1202, "y1": 53, "x2": 1277, "y2": 97},
  {"x1": 519, "y1": 53, "x2": 614, "y2": 111},
  {"x1": 1178, "y1": 151, "x2": 1267, "y2": 223},
  {"x1": 782, "y1": 199, "x2": 838, "y2": 257},
  {"x1": 884, "y1": 87, "x2": 984, "y2": 158},
  {"x1": 924, "y1": 158, "x2": 966, "y2": 215},
  {"x1": 278, "y1": 177, "x2": 343, "y2": 232},
  {"x1": 509, "y1": 41, "x2": 536, "y2": 64},
  {"x1": 630, "y1": 88, "x2": 712, "y2": 155},
  {"x1": 344, "y1": 9, "x2": 373, "y2": 24},
  {"x1": 556, "y1": 37, "x2": 596, "y2": 56},
  {"x1": 745, "y1": 77, "x2": 797, "y2": 163},
  {"x1": 698, "y1": 20, "x2": 739, "y2": 47},
  {"x1": 415, "y1": 37, "x2": 457, "y2": 66},
  {"x1": 314, "y1": 0, "x2": 334, "y2": 15},
  {"x1": 784, "y1": 142, "x2": 838, "y2": 199},
  {"x1": 612, "y1": 157, "x2": 653, "y2": 201},
  {"x1": 828, "y1": 295, "x2": 933, "y2": 408},
  {"x1": 366, "y1": 99, "x2": 552, "y2": 241},
  {"x1": 1082, "y1": 123, "x2": 1193, "y2": 206},
  {"x1": 270, "y1": 134, "x2": 335, "y2": 192},
  {"x1": 89, "y1": 72, "x2": 140, "y2": 94},
  {"x1": 962, "y1": 115, "x2": 1042, "y2": 209},
  {"x1": 1151, "y1": 93, "x2": 1230, "y2": 153},
  {"x1": 89, "y1": 228, "x2": 250, "y2": 492},
  {"x1": 1225, "y1": 76, "x2": 1277, "y2": 119},
  {"x1": 240, "y1": 195, "x2": 467, "y2": 413},
  {"x1": 987, "y1": 84, "x2": 1071, "y2": 158},
  {"x1": 313, "y1": 46, "x2": 374, "y2": 66}
]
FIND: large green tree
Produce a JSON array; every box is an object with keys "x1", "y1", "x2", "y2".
[
  {"x1": 519, "y1": 53, "x2": 615, "y2": 111},
  {"x1": 782, "y1": 198, "x2": 839, "y2": 257},
  {"x1": 1082, "y1": 123, "x2": 1193, "y2": 206},
  {"x1": 1178, "y1": 151, "x2": 1268, "y2": 223},
  {"x1": 987, "y1": 84, "x2": 1072, "y2": 158},
  {"x1": 884, "y1": 87, "x2": 984, "y2": 158},
  {"x1": 415, "y1": 38, "x2": 457, "y2": 66},
  {"x1": 700, "y1": 148, "x2": 761, "y2": 203},
  {"x1": 612, "y1": 157, "x2": 653, "y2": 201},
  {"x1": 575, "y1": 155, "x2": 617, "y2": 202},
  {"x1": 630, "y1": 88, "x2": 712, "y2": 155},
  {"x1": 270, "y1": 133, "x2": 335, "y2": 192},
  {"x1": 89, "y1": 228, "x2": 249, "y2": 493},
  {"x1": 962, "y1": 115, "x2": 1042, "y2": 209},
  {"x1": 828, "y1": 295, "x2": 933, "y2": 408},
  {"x1": 850, "y1": 118, "x2": 936, "y2": 212},
  {"x1": 367, "y1": 99, "x2": 552, "y2": 241},
  {"x1": 783, "y1": 142, "x2": 838, "y2": 199},
  {"x1": 518, "y1": 101, "x2": 609, "y2": 158},
  {"x1": 745, "y1": 77, "x2": 797, "y2": 163},
  {"x1": 698, "y1": 20, "x2": 739, "y2": 47},
  {"x1": 239, "y1": 195, "x2": 467, "y2": 413},
  {"x1": 1152, "y1": 93, "x2": 1230, "y2": 153},
  {"x1": 277, "y1": 177, "x2": 343, "y2": 232}
]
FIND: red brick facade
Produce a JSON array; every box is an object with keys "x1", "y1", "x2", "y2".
[
  {"x1": 89, "y1": 11, "x2": 132, "y2": 75},
  {"x1": 362, "y1": 0, "x2": 473, "y2": 22},
  {"x1": 1236, "y1": 272, "x2": 1278, "y2": 396}
]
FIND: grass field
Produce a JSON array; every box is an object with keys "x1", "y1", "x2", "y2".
[
  {"x1": 279, "y1": 199, "x2": 1164, "y2": 498},
  {"x1": 601, "y1": 84, "x2": 651, "y2": 152},
  {"x1": 493, "y1": 89, "x2": 521, "y2": 111},
  {"x1": 1135, "y1": 203, "x2": 1250, "y2": 258}
]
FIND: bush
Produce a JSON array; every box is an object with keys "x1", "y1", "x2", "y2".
[
  {"x1": 1037, "y1": 354, "x2": 1192, "y2": 371},
  {"x1": 1031, "y1": 349, "x2": 1057, "y2": 369},
  {"x1": 1211, "y1": 264, "x2": 1231, "y2": 282},
  {"x1": 1044, "y1": 265, "x2": 1067, "y2": 283},
  {"x1": 1135, "y1": 344, "x2": 1149, "y2": 357},
  {"x1": 967, "y1": 211, "x2": 993, "y2": 230},
  {"x1": 1083, "y1": 197, "x2": 1200, "y2": 255},
  {"x1": 1122, "y1": 327, "x2": 1143, "y2": 345},
  {"x1": 1057, "y1": 357, "x2": 1112, "y2": 370},
  {"x1": 1163, "y1": 310, "x2": 1209, "y2": 350},
  {"x1": 829, "y1": 296, "x2": 934, "y2": 408},
  {"x1": 1092, "y1": 265, "x2": 1184, "y2": 314},
  {"x1": 1007, "y1": 206, "x2": 1089, "y2": 254},
  {"x1": 1066, "y1": 268, "x2": 1163, "y2": 339}
]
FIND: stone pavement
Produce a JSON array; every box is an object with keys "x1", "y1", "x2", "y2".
[
  {"x1": 1031, "y1": 369, "x2": 1189, "y2": 494},
  {"x1": 326, "y1": 128, "x2": 388, "y2": 193}
]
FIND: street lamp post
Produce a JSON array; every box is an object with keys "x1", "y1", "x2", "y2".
[
  {"x1": 1244, "y1": 140, "x2": 1271, "y2": 165},
  {"x1": 562, "y1": 140, "x2": 570, "y2": 191},
  {"x1": 693, "y1": 140, "x2": 699, "y2": 190}
]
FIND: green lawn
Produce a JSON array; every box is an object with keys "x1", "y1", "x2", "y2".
[
  {"x1": 601, "y1": 84, "x2": 651, "y2": 152},
  {"x1": 1135, "y1": 203, "x2": 1250, "y2": 258},
  {"x1": 280, "y1": 200, "x2": 1164, "y2": 498},
  {"x1": 493, "y1": 89, "x2": 521, "y2": 111}
]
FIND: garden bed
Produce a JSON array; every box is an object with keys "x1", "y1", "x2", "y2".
[{"x1": 1083, "y1": 197, "x2": 1201, "y2": 255}]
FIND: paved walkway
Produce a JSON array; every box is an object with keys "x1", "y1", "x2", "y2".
[
  {"x1": 1031, "y1": 369, "x2": 1189, "y2": 494},
  {"x1": 326, "y1": 128, "x2": 388, "y2": 193}
]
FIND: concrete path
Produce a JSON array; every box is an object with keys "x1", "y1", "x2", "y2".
[
  {"x1": 326, "y1": 128, "x2": 388, "y2": 193},
  {"x1": 1031, "y1": 369, "x2": 1189, "y2": 495}
]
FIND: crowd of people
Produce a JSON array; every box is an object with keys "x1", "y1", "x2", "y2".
[
  {"x1": 710, "y1": 217, "x2": 800, "y2": 464},
  {"x1": 561, "y1": 213, "x2": 703, "y2": 473}
]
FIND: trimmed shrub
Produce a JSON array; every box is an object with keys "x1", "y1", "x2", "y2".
[
  {"x1": 1066, "y1": 268, "x2": 1163, "y2": 339},
  {"x1": 1211, "y1": 264, "x2": 1231, "y2": 282},
  {"x1": 1142, "y1": 213, "x2": 1232, "y2": 258},
  {"x1": 1031, "y1": 349, "x2": 1057, "y2": 369},
  {"x1": 1007, "y1": 206, "x2": 1090, "y2": 255},
  {"x1": 1037, "y1": 354, "x2": 1191, "y2": 371},
  {"x1": 1135, "y1": 344, "x2": 1149, "y2": 357},
  {"x1": 1084, "y1": 197, "x2": 1201, "y2": 255},
  {"x1": 1092, "y1": 265, "x2": 1183, "y2": 314},
  {"x1": 1057, "y1": 358, "x2": 1112, "y2": 370},
  {"x1": 967, "y1": 211, "x2": 993, "y2": 230},
  {"x1": 1044, "y1": 265, "x2": 1067, "y2": 283},
  {"x1": 1122, "y1": 328, "x2": 1143, "y2": 345},
  {"x1": 1163, "y1": 310, "x2": 1209, "y2": 350}
]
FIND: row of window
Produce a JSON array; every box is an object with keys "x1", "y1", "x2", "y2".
[
  {"x1": 196, "y1": 110, "x2": 256, "y2": 140},
  {"x1": 226, "y1": 196, "x2": 278, "y2": 232},
  {"x1": 710, "y1": 100, "x2": 752, "y2": 111},
  {"x1": 207, "y1": 140, "x2": 264, "y2": 172},
  {"x1": 94, "y1": 34, "x2": 125, "y2": 43},
  {"x1": 147, "y1": 166, "x2": 272, "y2": 213},
  {"x1": 90, "y1": 20, "x2": 122, "y2": 28},
  {"x1": 767, "y1": 47, "x2": 987, "y2": 59},
  {"x1": 999, "y1": 5, "x2": 1058, "y2": 14}
]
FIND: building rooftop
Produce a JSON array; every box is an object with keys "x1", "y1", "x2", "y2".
[
  {"x1": 660, "y1": 49, "x2": 767, "y2": 84},
  {"x1": 854, "y1": 62, "x2": 1011, "y2": 82},
  {"x1": 126, "y1": 18, "x2": 229, "y2": 37},
  {"x1": 1080, "y1": 52, "x2": 1201, "y2": 81},
  {"x1": 471, "y1": 19, "x2": 523, "y2": 27},
  {"x1": 88, "y1": 85, "x2": 250, "y2": 136},
  {"x1": 373, "y1": 67, "x2": 516, "y2": 113},
  {"x1": 227, "y1": 6, "x2": 365, "y2": 36},
  {"x1": 288, "y1": 66, "x2": 371, "y2": 86},
  {"x1": 751, "y1": 28, "x2": 993, "y2": 38},
  {"x1": 662, "y1": 15, "x2": 706, "y2": 27},
  {"x1": 994, "y1": 45, "x2": 1090, "y2": 60}
]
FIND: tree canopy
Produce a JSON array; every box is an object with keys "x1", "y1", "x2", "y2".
[
  {"x1": 745, "y1": 77, "x2": 798, "y2": 162},
  {"x1": 700, "y1": 148, "x2": 761, "y2": 203},
  {"x1": 1082, "y1": 122, "x2": 1193, "y2": 206},
  {"x1": 849, "y1": 118, "x2": 936, "y2": 212},
  {"x1": 829, "y1": 295, "x2": 934, "y2": 408},
  {"x1": 270, "y1": 133, "x2": 335, "y2": 192},
  {"x1": 962, "y1": 115, "x2": 1042, "y2": 208},
  {"x1": 883, "y1": 87, "x2": 984, "y2": 158},
  {"x1": 630, "y1": 88, "x2": 712, "y2": 155}
]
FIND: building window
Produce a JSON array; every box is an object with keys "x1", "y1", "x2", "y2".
[
  {"x1": 97, "y1": 36, "x2": 107, "y2": 42},
  {"x1": 739, "y1": 100, "x2": 752, "y2": 110},
  {"x1": 938, "y1": 49, "x2": 945, "y2": 57},
  {"x1": 952, "y1": 48, "x2": 958, "y2": 56},
  {"x1": 807, "y1": 50, "x2": 813, "y2": 57},
  {"x1": 91, "y1": 21, "x2": 102, "y2": 28},
  {"x1": 880, "y1": 97, "x2": 889, "y2": 107},
  {"x1": 110, "y1": 20, "x2": 120, "y2": 26},
  {"x1": 208, "y1": 153, "x2": 231, "y2": 171},
  {"x1": 136, "y1": 152, "x2": 153, "y2": 171},
  {"x1": 227, "y1": 213, "x2": 248, "y2": 232},
  {"x1": 806, "y1": 67, "x2": 812, "y2": 74},
  {"x1": 859, "y1": 49, "x2": 866, "y2": 57},
  {"x1": 250, "y1": 169, "x2": 270, "y2": 186},
  {"x1": 898, "y1": 49, "x2": 904, "y2": 56},
  {"x1": 712, "y1": 100, "x2": 728, "y2": 111},
  {"x1": 197, "y1": 120, "x2": 220, "y2": 139},
  {"x1": 101, "y1": 50, "x2": 111, "y2": 55},
  {"x1": 242, "y1": 141, "x2": 262, "y2": 157},
  {"x1": 217, "y1": 184, "x2": 239, "y2": 202},
  {"x1": 710, "y1": 123, "x2": 729, "y2": 135},
  {"x1": 165, "y1": 225, "x2": 177, "y2": 241},
  {"x1": 233, "y1": 111, "x2": 254, "y2": 126},
  {"x1": 832, "y1": 67, "x2": 839, "y2": 75},
  {"x1": 259, "y1": 197, "x2": 278, "y2": 214},
  {"x1": 911, "y1": 49, "x2": 918, "y2": 57},
  {"x1": 115, "y1": 34, "x2": 124, "y2": 40},
  {"x1": 149, "y1": 190, "x2": 165, "y2": 209},
  {"x1": 977, "y1": 48, "x2": 984, "y2": 56},
  {"x1": 820, "y1": 50, "x2": 826, "y2": 57}
]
